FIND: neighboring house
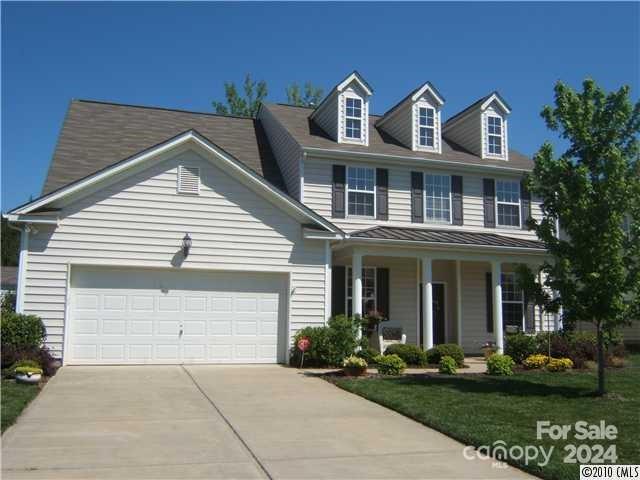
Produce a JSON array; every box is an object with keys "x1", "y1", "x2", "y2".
[
  {"x1": 6, "y1": 71, "x2": 562, "y2": 365},
  {"x1": 1, "y1": 266, "x2": 18, "y2": 297}
]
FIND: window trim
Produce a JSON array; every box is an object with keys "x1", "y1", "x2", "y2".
[
  {"x1": 501, "y1": 272, "x2": 525, "y2": 332},
  {"x1": 346, "y1": 165, "x2": 376, "y2": 219},
  {"x1": 424, "y1": 173, "x2": 452, "y2": 224},
  {"x1": 495, "y1": 179, "x2": 521, "y2": 228},
  {"x1": 344, "y1": 96, "x2": 363, "y2": 140},
  {"x1": 486, "y1": 115, "x2": 504, "y2": 157},
  {"x1": 346, "y1": 266, "x2": 377, "y2": 317},
  {"x1": 418, "y1": 106, "x2": 436, "y2": 148}
]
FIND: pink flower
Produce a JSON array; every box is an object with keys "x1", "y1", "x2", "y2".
[{"x1": 297, "y1": 337, "x2": 311, "y2": 352}]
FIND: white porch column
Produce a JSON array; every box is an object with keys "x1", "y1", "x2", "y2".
[
  {"x1": 492, "y1": 260, "x2": 504, "y2": 354},
  {"x1": 455, "y1": 260, "x2": 462, "y2": 346},
  {"x1": 16, "y1": 226, "x2": 30, "y2": 314},
  {"x1": 422, "y1": 256, "x2": 433, "y2": 349},
  {"x1": 352, "y1": 251, "x2": 363, "y2": 340},
  {"x1": 324, "y1": 241, "x2": 332, "y2": 324}
]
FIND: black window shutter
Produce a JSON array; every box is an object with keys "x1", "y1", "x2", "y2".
[
  {"x1": 331, "y1": 266, "x2": 346, "y2": 316},
  {"x1": 376, "y1": 169, "x2": 389, "y2": 221},
  {"x1": 332, "y1": 165, "x2": 346, "y2": 219},
  {"x1": 411, "y1": 172, "x2": 424, "y2": 223},
  {"x1": 376, "y1": 268, "x2": 390, "y2": 318},
  {"x1": 486, "y1": 272, "x2": 494, "y2": 333},
  {"x1": 451, "y1": 175, "x2": 464, "y2": 226},
  {"x1": 483, "y1": 178, "x2": 496, "y2": 228},
  {"x1": 521, "y1": 180, "x2": 531, "y2": 230}
]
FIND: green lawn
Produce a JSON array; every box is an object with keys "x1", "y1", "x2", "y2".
[
  {"x1": 331, "y1": 355, "x2": 639, "y2": 480},
  {"x1": 1, "y1": 380, "x2": 40, "y2": 433}
]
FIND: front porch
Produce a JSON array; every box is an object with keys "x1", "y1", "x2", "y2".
[{"x1": 330, "y1": 235, "x2": 552, "y2": 354}]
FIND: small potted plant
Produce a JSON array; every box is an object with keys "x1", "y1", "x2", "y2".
[
  {"x1": 480, "y1": 341, "x2": 497, "y2": 359},
  {"x1": 15, "y1": 365, "x2": 43, "y2": 384},
  {"x1": 343, "y1": 355, "x2": 368, "y2": 377}
]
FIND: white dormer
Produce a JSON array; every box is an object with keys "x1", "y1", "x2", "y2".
[
  {"x1": 310, "y1": 71, "x2": 372, "y2": 146},
  {"x1": 443, "y1": 91, "x2": 511, "y2": 161},
  {"x1": 376, "y1": 82, "x2": 445, "y2": 153}
]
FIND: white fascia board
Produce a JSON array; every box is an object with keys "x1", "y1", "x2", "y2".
[
  {"x1": 481, "y1": 93, "x2": 511, "y2": 114},
  {"x1": 10, "y1": 132, "x2": 341, "y2": 234},
  {"x1": 303, "y1": 147, "x2": 531, "y2": 175},
  {"x1": 303, "y1": 227, "x2": 344, "y2": 240},
  {"x1": 340, "y1": 236, "x2": 549, "y2": 258},
  {"x1": 337, "y1": 73, "x2": 373, "y2": 96},
  {"x1": 3, "y1": 213, "x2": 59, "y2": 225},
  {"x1": 411, "y1": 83, "x2": 445, "y2": 106}
]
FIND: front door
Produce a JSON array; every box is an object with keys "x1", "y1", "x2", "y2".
[{"x1": 419, "y1": 283, "x2": 446, "y2": 347}]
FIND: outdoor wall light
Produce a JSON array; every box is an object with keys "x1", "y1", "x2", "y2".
[{"x1": 182, "y1": 233, "x2": 192, "y2": 257}]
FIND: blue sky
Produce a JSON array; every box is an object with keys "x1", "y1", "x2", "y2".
[{"x1": 2, "y1": 2, "x2": 638, "y2": 210}]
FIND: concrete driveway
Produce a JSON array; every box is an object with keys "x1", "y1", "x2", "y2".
[{"x1": 2, "y1": 366, "x2": 531, "y2": 479}]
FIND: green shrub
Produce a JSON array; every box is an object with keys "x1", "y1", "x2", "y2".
[
  {"x1": 384, "y1": 344, "x2": 427, "y2": 366},
  {"x1": 438, "y1": 356, "x2": 457, "y2": 375},
  {"x1": 374, "y1": 354, "x2": 406, "y2": 375},
  {"x1": 290, "y1": 315, "x2": 360, "y2": 367},
  {"x1": 356, "y1": 346, "x2": 379, "y2": 364},
  {"x1": 505, "y1": 333, "x2": 538, "y2": 364},
  {"x1": 1, "y1": 313, "x2": 46, "y2": 350},
  {"x1": 426, "y1": 344, "x2": 465, "y2": 367},
  {"x1": 486, "y1": 354, "x2": 515, "y2": 376},
  {"x1": 546, "y1": 357, "x2": 574, "y2": 372}
]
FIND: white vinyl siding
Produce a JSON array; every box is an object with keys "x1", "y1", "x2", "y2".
[
  {"x1": 377, "y1": 102, "x2": 413, "y2": 148},
  {"x1": 23, "y1": 149, "x2": 327, "y2": 359},
  {"x1": 258, "y1": 104, "x2": 303, "y2": 199},
  {"x1": 303, "y1": 157, "x2": 542, "y2": 239}
]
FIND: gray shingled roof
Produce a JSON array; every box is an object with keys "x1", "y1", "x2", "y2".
[
  {"x1": 42, "y1": 100, "x2": 287, "y2": 195},
  {"x1": 350, "y1": 226, "x2": 545, "y2": 250},
  {"x1": 263, "y1": 103, "x2": 533, "y2": 171}
]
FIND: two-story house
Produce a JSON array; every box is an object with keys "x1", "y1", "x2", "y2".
[{"x1": 5, "y1": 71, "x2": 552, "y2": 365}]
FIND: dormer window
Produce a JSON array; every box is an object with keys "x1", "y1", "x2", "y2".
[
  {"x1": 345, "y1": 98, "x2": 363, "y2": 139},
  {"x1": 419, "y1": 107, "x2": 436, "y2": 148},
  {"x1": 487, "y1": 116, "x2": 503, "y2": 155}
]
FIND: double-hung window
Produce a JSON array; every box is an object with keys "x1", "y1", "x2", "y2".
[
  {"x1": 501, "y1": 272, "x2": 524, "y2": 331},
  {"x1": 425, "y1": 174, "x2": 451, "y2": 223},
  {"x1": 496, "y1": 180, "x2": 521, "y2": 227},
  {"x1": 487, "y1": 116, "x2": 503, "y2": 155},
  {"x1": 419, "y1": 107, "x2": 435, "y2": 148},
  {"x1": 347, "y1": 267, "x2": 376, "y2": 317},
  {"x1": 347, "y1": 166, "x2": 375, "y2": 217},
  {"x1": 345, "y1": 97, "x2": 362, "y2": 140}
]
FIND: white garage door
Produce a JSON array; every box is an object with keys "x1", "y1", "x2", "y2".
[{"x1": 67, "y1": 267, "x2": 286, "y2": 365}]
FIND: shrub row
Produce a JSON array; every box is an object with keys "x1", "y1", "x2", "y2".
[
  {"x1": 505, "y1": 331, "x2": 625, "y2": 368},
  {"x1": 384, "y1": 343, "x2": 465, "y2": 367}
]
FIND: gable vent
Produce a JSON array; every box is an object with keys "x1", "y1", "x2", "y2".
[{"x1": 177, "y1": 166, "x2": 200, "y2": 194}]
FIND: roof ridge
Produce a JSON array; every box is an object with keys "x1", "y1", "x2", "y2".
[{"x1": 73, "y1": 99, "x2": 257, "y2": 121}]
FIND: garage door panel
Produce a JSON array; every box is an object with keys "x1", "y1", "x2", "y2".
[{"x1": 68, "y1": 268, "x2": 285, "y2": 364}]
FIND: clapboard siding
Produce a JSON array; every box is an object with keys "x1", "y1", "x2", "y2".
[
  {"x1": 23, "y1": 149, "x2": 327, "y2": 358},
  {"x1": 443, "y1": 110, "x2": 483, "y2": 157},
  {"x1": 303, "y1": 157, "x2": 543, "y2": 239},
  {"x1": 378, "y1": 103, "x2": 413, "y2": 148},
  {"x1": 312, "y1": 92, "x2": 339, "y2": 140},
  {"x1": 460, "y1": 261, "x2": 492, "y2": 353},
  {"x1": 258, "y1": 105, "x2": 302, "y2": 199}
]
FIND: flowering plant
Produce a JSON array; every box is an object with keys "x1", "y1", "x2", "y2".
[{"x1": 343, "y1": 355, "x2": 368, "y2": 369}]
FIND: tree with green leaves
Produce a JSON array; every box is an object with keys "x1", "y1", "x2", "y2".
[
  {"x1": 212, "y1": 74, "x2": 325, "y2": 117},
  {"x1": 212, "y1": 73, "x2": 268, "y2": 117},
  {"x1": 1, "y1": 217, "x2": 20, "y2": 266},
  {"x1": 285, "y1": 82, "x2": 324, "y2": 107},
  {"x1": 526, "y1": 79, "x2": 640, "y2": 395}
]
